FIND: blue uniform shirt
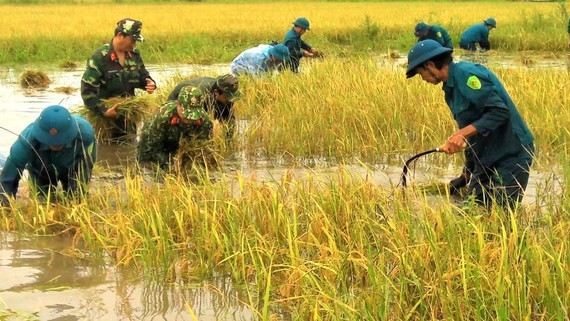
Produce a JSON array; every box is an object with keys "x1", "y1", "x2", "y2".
[
  {"x1": 230, "y1": 45, "x2": 279, "y2": 77},
  {"x1": 0, "y1": 115, "x2": 96, "y2": 198},
  {"x1": 443, "y1": 61, "x2": 534, "y2": 168}
]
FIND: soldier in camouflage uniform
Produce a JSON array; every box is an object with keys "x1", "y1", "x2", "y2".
[
  {"x1": 80, "y1": 18, "x2": 156, "y2": 143},
  {"x1": 137, "y1": 86, "x2": 213, "y2": 169},
  {"x1": 167, "y1": 74, "x2": 240, "y2": 136}
]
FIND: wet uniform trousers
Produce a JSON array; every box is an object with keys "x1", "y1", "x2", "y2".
[
  {"x1": 443, "y1": 61, "x2": 534, "y2": 208},
  {"x1": 0, "y1": 116, "x2": 96, "y2": 201},
  {"x1": 81, "y1": 41, "x2": 155, "y2": 141}
]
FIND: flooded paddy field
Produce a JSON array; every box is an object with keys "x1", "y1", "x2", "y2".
[{"x1": 0, "y1": 52, "x2": 568, "y2": 320}]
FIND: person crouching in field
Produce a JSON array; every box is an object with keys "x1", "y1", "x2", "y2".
[
  {"x1": 414, "y1": 22, "x2": 453, "y2": 49},
  {"x1": 1, "y1": 105, "x2": 96, "y2": 206},
  {"x1": 406, "y1": 40, "x2": 534, "y2": 209},
  {"x1": 283, "y1": 17, "x2": 321, "y2": 73},
  {"x1": 81, "y1": 18, "x2": 156, "y2": 143},
  {"x1": 459, "y1": 18, "x2": 496, "y2": 51},
  {"x1": 230, "y1": 44, "x2": 291, "y2": 77},
  {"x1": 137, "y1": 86, "x2": 213, "y2": 170},
  {"x1": 167, "y1": 74, "x2": 240, "y2": 137}
]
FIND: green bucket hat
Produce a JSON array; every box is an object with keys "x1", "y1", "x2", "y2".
[
  {"x1": 268, "y1": 44, "x2": 291, "y2": 61},
  {"x1": 406, "y1": 39, "x2": 453, "y2": 78},
  {"x1": 292, "y1": 17, "x2": 310, "y2": 30},
  {"x1": 484, "y1": 17, "x2": 497, "y2": 28},
  {"x1": 116, "y1": 18, "x2": 144, "y2": 42},
  {"x1": 32, "y1": 105, "x2": 78, "y2": 146}
]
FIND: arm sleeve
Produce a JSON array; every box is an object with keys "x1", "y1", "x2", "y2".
[
  {"x1": 460, "y1": 76, "x2": 510, "y2": 135},
  {"x1": 80, "y1": 57, "x2": 107, "y2": 114},
  {"x1": 0, "y1": 135, "x2": 35, "y2": 197},
  {"x1": 300, "y1": 39, "x2": 312, "y2": 52}
]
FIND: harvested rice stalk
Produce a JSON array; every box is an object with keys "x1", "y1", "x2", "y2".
[
  {"x1": 19, "y1": 70, "x2": 51, "y2": 89},
  {"x1": 75, "y1": 95, "x2": 159, "y2": 143}
]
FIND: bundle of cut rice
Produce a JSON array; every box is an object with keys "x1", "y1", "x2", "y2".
[
  {"x1": 75, "y1": 95, "x2": 159, "y2": 143},
  {"x1": 19, "y1": 70, "x2": 51, "y2": 89}
]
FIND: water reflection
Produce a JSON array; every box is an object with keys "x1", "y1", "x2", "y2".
[{"x1": 0, "y1": 232, "x2": 254, "y2": 320}]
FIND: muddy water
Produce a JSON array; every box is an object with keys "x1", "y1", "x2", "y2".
[
  {"x1": 0, "y1": 232, "x2": 253, "y2": 320},
  {"x1": 0, "y1": 55, "x2": 565, "y2": 319}
]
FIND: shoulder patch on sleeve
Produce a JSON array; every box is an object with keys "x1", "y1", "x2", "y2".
[{"x1": 467, "y1": 75, "x2": 482, "y2": 90}]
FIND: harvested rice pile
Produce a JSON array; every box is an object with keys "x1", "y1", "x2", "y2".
[{"x1": 19, "y1": 70, "x2": 51, "y2": 89}]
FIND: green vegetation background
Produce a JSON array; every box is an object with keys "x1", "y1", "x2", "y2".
[{"x1": 0, "y1": 0, "x2": 568, "y2": 65}]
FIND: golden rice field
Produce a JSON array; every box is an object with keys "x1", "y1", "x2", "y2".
[
  {"x1": 0, "y1": 1, "x2": 568, "y2": 63},
  {"x1": 2, "y1": 2, "x2": 570, "y2": 320}
]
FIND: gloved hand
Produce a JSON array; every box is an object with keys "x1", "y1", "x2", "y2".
[{"x1": 449, "y1": 171, "x2": 471, "y2": 195}]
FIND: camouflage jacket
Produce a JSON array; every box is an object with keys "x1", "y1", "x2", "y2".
[
  {"x1": 80, "y1": 41, "x2": 154, "y2": 114},
  {"x1": 137, "y1": 101, "x2": 213, "y2": 167},
  {"x1": 167, "y1": 77, "x2": 234, "y2": 123}
]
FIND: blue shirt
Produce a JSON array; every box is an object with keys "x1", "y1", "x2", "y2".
[
  {"x1": 443, "y1": 61, "x2": 534, "y2": 168},
  {"x1": 230, "y1": 45, "x2": 279, "y2": 77},
  {"x1": 0, "y1": 115, "x2": 96, "y2": 197}
]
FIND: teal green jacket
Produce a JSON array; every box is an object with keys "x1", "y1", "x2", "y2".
[
  {"x1": 443, "y1": 62, "x2": 534, "y2": 170},
  {"x1": 418, "y1": 25, "x2": 453, "y2": 49},
  {"x1": 459, "y1": 24, "x2": 490, "y2": 50},
  {"x1": 80, "y1": 41, "x2": 154, "y2": 114},
  {"x1": 283, "y1": 28, "x2": 312, "y2": 60},
  {"x1": 0, "y1": 116, "x2": 96, "y2": 198}
]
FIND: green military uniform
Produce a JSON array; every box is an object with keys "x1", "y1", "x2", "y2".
[
  {"x1": 283, "y1": 17, "x2": 313, "y2": 73},
  {"x1": 168, "y1": 77, "x2": 234, "y2": 123},
  {"x1": 137, "y1": 86, "x2": 213, "y2": 169},
  {"x1": 418, "y1": 25, "x2": 453, "y2": 49},
  {"x1": 443, "y1": 61, "x2": 534, "y2": 207},
  {"x1": 81, "y1": 19, "x2": 155, "y2": 141}
]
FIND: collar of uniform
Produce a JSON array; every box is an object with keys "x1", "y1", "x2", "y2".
[
  {"x1": 443, "y1": 62, "x2": 457, "y2": 89},
  {"x1": 108, "y1": 40, "x2": 133, "y2": 62},
  {"x1": 38, "y1": 140, "x2": 73, "y2": 151}
]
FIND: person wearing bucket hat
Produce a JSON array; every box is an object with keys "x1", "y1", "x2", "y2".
[
  {"x1": 167, "y1": 74, "x2": 240, "y2": 137},
  {"x1": 459, "y1": 17, "x2": 497, "y2": 51},
  {"x1": 283, "y1": 16, "x2": 322, "y2": 73},
  {"x1": 81, "y1": 18, "x2": 156, "y2": 143},
  {"x1": 406, "y1": 40, "x2": 534, "y2": 209},
  {"x1": 230, "y1": 43, "x2": 291, "y2": 77},
  {"x1": 0, "y1": 105, "x2": 96, "y2": 206},
  {"x1": 137, "y1": 86, "x2": 213, "y2": 169},
  {"x1": 414, "y1": 22, "x2": 453, "y2": 49}
]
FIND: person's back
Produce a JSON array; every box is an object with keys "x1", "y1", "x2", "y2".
[
  {"x1": 460, "y1": 18, "x2": 495, "y2": 51},
  {"x1": 230, "y1": 45, "x2": 272, "y2": 76}
]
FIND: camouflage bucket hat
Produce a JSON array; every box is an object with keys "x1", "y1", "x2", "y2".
[
  {"x1": 179, "y1": 86, "x2": 204, "y2": 109},
  {"x1": 116, "y1": 18, "x2": 144, "y2": 42},
  {"x1": 216, "y1": 74, "x2": 241, "y2": 101}
]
